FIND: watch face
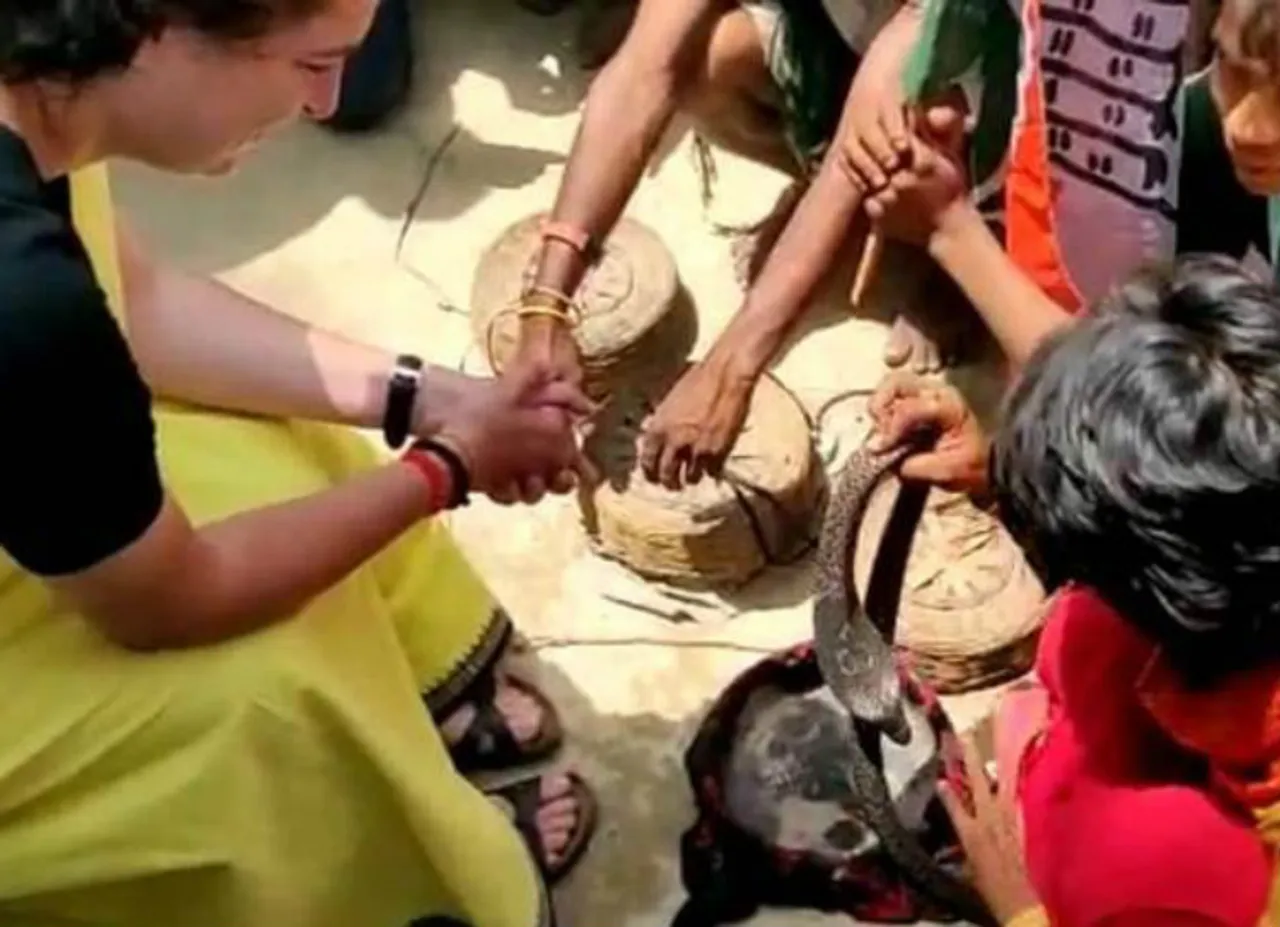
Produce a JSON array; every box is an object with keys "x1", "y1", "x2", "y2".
[{"x1": 395, "y1": 357, "x2": 424, "y2": 381}]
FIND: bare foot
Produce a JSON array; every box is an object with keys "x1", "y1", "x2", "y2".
[
  {"x1": 439, "y1": 671, "x2": 543, "y2": 748},
  {"x1": 884, "y1": 314, "x2": 944, "y2": 374},
  {"x1": 879, "y1": 250, "x2": 981, "y2": 373},
  {"x1": 530, "y1": 774, "x2": 580, "y2": 865}
]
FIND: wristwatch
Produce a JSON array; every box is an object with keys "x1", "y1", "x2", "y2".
[{"x1": 382, "y1": 354, "x2": 424, "y2": 450}]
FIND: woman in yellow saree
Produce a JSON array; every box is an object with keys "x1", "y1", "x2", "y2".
[{"x1": 0, "y1": 0, "x2": 597, "y2": 925}]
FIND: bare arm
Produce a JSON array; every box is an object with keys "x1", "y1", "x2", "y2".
[
  {"x1": 53, "y1": 457, "x2": 444, "y2": 651},
  {"x1": 926, "y1": 204, "x2": 1072, "y2": 367},
  {"x1": 516, "y1": 0, "x2": 725, "y2": 364},
  {"x1": 634, "y1": 2, "x2": 926, "y2": 486},
  {"x1": 117, "y1": 222, "x2": 460, "y2": 434},
  {"x1": 708, "y1": 0, "x2": 928, "y2": 376}
]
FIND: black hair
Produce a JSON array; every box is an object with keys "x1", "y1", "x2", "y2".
[
  {"x1": 1233, "y1": 0, "x2": 1280, "y2": 70},
  {"x1": 0, "y1": 0, "x2": 327, "y2": 85},
  {"x1": 992, "y1": 253, "x2": 1280, "y2": 684}
]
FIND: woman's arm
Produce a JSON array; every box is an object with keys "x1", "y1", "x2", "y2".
[
  {"x1": 7, "y1": 232, "x2": 586, "y2": 650},
  {"x1": 116, "y1": 220, "x2": 469, "y2": 435},
  {"x1": 54, "y1": 463, "x2": 444, "y2": 651}
]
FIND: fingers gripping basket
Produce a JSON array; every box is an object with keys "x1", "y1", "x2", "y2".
[
  {"x1": 853, "y1": 482, "x2": 1046, "y2": 693},
  {"x1": 470, "y1": 213, "x2": 693, "y2": 400},
  {"x1": 579, "y1": 368, "x2": 825, "y2": 589}
]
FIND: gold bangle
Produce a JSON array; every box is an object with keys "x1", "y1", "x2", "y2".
[
  {"x1": 516, "y1": 305, "x2": 574, "y2": 324},
  {"x1": 522, "y1": 286, "x2": 583, "y2": 324},
  {"x1": 1004, "y1": 907, "x2": 1049, "y2": 927},
  {"x1": 482, "y1": 302, "x2": 579, "y2": 375},
  {"x1": 526, "y1": 283, "x2": 575, "y2": 306}
]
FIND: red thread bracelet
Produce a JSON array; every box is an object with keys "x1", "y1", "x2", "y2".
[{"x1": 401, "y1": 449, "x2": 452, "y2": 514}]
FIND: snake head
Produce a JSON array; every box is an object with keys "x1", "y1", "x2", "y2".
[
  {"x1": 819, "y1": 613, "x2": 913, "y2": 746},
  {"x1": 851, "y1": 651, "x2": 911, "y2": 747}
]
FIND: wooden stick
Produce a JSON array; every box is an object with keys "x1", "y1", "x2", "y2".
[{"x1": 850, "y1": 228, "x2": 884, "y2": 307}]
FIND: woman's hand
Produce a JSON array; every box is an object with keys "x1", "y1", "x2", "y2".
[
  {"x1": 868, "y1": 373, "x2": 989, "y2": 496},
  {"x1": 939, "y1": 735, "x2": 1040, "y2": 925},
  {"x1": 434, "y1": 366, "x2": 594, "y2": 505},
  {"x1": 507, "y1": 317, "x2": 584, "y2": 391}
]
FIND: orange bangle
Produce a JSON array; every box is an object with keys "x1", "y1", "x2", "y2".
[{"x1": 539, "y1": 219, "x2": 592, "y2": 257}]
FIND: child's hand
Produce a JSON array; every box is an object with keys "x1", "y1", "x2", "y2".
[
  {"x1": 938, "y1": 735, "x2": 1040, "y2": 925},
  {"x1": 862, "y1": 99, "x2": 971, "y2": 246},
  {"x1": 868, "y1": 373, "x2": 989, "y2": 496}
]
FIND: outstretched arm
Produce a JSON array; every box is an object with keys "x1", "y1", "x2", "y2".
[
  {"x1": 925, "y1": 203, "x2": 1071, "y2": 368},
  {"x1": 634, "y1": 2, "x2": 927, "y2": 487},
  {"x1": 116, "y1": 219, "x2": 475, "y2": 437},
  {"x1": 510, "y1": 0, "x2": 728, "y2": 385},
  {"x1": 855, "y1": 105, "x2": 1073, "y2": 368}
]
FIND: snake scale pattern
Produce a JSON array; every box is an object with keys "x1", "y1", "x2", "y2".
[{"x1": 813, "y1": 443, "x2": 992, "y2": 925}]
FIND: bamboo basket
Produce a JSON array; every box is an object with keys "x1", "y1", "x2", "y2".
[
  {"x1": 470, "y1": 213, "x2": 693, "y2": 401},
  {"x1": 579, "y1": 368, "x2": 826, "y2": 589},
  {"x1": 852, "y1": 478, "x2": 1046, "y2": 693}
]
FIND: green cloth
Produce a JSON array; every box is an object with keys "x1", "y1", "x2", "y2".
[
  {"x1": 774, "y1": 0, "x2": 859, "y2": 166},
  {"x1": 899, "y1": 0, "x2": 1021, "y2": 189}
]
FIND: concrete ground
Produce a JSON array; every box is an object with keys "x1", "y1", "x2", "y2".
[{"x1": 114, "y1": 0, "x2": 1003, "y2": 923}]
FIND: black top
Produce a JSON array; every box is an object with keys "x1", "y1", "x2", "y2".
[{"x1": 0, "y1": 126, "x2": 162, "y2": 576}]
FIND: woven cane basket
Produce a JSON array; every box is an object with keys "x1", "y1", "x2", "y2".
[
  {"x1": 470, "y1": 213, "x2": 693, "y2": 401},
  {"x1": 852, "y1": 477, "x2": 1046, "y2": 693},
  {"x1": 579, "y1": 368, "x2": 825, "y2": 589}
]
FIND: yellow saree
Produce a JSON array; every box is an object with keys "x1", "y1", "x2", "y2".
[{"x1": 0, "y1": 164, "x2": 546, "y2": 927}]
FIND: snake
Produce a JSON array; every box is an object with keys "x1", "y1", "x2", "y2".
[{"x1": 813, "y1": 440, "x2": 994, "y2": 926}]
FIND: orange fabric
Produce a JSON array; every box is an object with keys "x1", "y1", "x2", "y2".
[
  {"x1": 1003, "y1": 0, "x2": 1084, "y2": 314},
  {"x1": 1136, "y1": 659, "x2": 1280, "y2": 920},
  {"x1": 1138, "y1": 656, "x2": 1280, "y2": 811}
]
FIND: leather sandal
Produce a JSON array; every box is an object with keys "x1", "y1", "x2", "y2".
[
  {"x1": 487, "y1": 772, "x2": 598, "y2": 885},
  {"x1": 447, "y1": 673, "x2": 564, "y2": 774}
]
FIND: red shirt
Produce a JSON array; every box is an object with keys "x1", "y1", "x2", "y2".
[{"x1": 1015, "y1": 587, "x2": 1273, "y2": 927}]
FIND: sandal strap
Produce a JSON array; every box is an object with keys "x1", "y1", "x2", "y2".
[
  {"x1": 487, "y1": 774, "x2": 598, "y2": 886},
  {"x1": 449, "y1": 693, "x2": 524, "y2": 772}
]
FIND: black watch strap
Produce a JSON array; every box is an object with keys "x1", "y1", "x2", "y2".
[
  {"x1": 382, "y1": 354, "x2": 424, "y2": 450},
  {"x1": 412, "y1": 438, "x2": 470, "y2": 508}
]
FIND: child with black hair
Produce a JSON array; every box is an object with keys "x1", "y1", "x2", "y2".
[{"x1": 872, "y1": 253, "x2": 1280, "y2": 926}]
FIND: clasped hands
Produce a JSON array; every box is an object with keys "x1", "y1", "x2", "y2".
[
  {"x1": 837, "y1": 83, "x2": 973, "y2": 248},
  {"x1": 422, "y1": 364, "x2": 595, "y2": 506}
]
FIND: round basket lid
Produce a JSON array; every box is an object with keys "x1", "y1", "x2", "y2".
[
  {"x1": 470, "y1": 213, "x2": 679, "y2": 368},
  {"x1": 579, "y1": 367, "x2": 823, "y2": 588},
  {"x1": 851, "y1": 481, "x2": 1046, "y2": 692}
]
